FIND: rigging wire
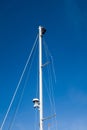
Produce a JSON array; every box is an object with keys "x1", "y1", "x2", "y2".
[
  {"x1": 43, "y1": 40, "x2": 55, "y2": 112},
  {"x1": 43, "y1": 42, "x2": 54, "y2": 114},
  {"x1": 43, "y1": 39, "x2": 56, "y2": 83},
  {"x1": 43, "y1": 55, "x2": 55, "y2": 130},
  {"x1": 43, "y1": 39, "x2": 58, "y2": 130},
  {"x1": 8, "y1": 36, "x2": 39, "y2": 130},
  {"x1": 47, "y1": 64, "x2": 58, "y2": 130},
  {"x1": 50, "y1": 55, "x2": 56, "y2": 83},
  {"x1": 43, "y1": 39, "x2": 56, "y2": 111},
  {"x1": 0, "y1": 34, "x2": 38, "y2": 130},
  {"x1": 43, "y1": 78, "x2": 54, "y2": 113}
]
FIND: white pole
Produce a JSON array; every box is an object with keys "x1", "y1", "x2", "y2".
[{"x1": 39, "y1": 26, "x2": 43, "y2": 130}]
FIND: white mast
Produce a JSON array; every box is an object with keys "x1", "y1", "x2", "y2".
[
  {"x1": 39, "y1": 26, "x2": 43, "y2": 130},
  {"x1": 39, "y1": 26, "x2": 46, "y2": 130},
  {"x1": 33, "y1": 26, "x2": 46, "y2": 130}
]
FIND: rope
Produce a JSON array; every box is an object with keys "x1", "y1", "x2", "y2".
[{"x1": 0, "y1": 34, "x2": 38, "y2": 130}]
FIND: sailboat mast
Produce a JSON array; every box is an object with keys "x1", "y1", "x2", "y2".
[
  {"x1": 39, "y1": 26, "x2": 46, "y2": 130},
  {"x1": 39, "y1": 26, "x2": 43, "y2": 130}
]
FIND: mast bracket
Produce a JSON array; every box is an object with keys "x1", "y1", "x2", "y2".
[
  {"x1": 41, "y1": 61, "x2": 50, "y2": 68},
  {"x1": 42, "y1": 113, "x2": 56, "y2": 121}
]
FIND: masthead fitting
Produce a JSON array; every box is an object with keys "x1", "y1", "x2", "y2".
[{"x1": 39, "y1": 26, "x2": 46, "y2": 36}]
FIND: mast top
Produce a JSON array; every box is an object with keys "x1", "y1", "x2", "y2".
[{"x1": 39, "y1": 26, "x2": 46, "y2": 36}]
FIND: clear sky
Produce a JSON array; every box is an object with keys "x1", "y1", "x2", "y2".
[{"x1": 0, "y1": 0, "x2": 87, "y2": 130}]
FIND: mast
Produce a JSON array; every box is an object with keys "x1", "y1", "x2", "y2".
[
  {"x1": 39, "y1": 26, "x2": 43, "y2": 130},
  {"x1": 33, "y1": 26, "x2": 46, "y2": 130},
  {"x1": 39, "y1": 26, "x2": 46, "y2": 130}
]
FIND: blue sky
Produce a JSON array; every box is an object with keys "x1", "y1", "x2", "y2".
[{"x1": 0, "y1": 0, "x2": 87, "y2": 130}]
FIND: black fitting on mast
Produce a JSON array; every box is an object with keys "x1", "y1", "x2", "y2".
[{"x1": 40, "y1": 27, "x2": 46, "y2": 36}]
